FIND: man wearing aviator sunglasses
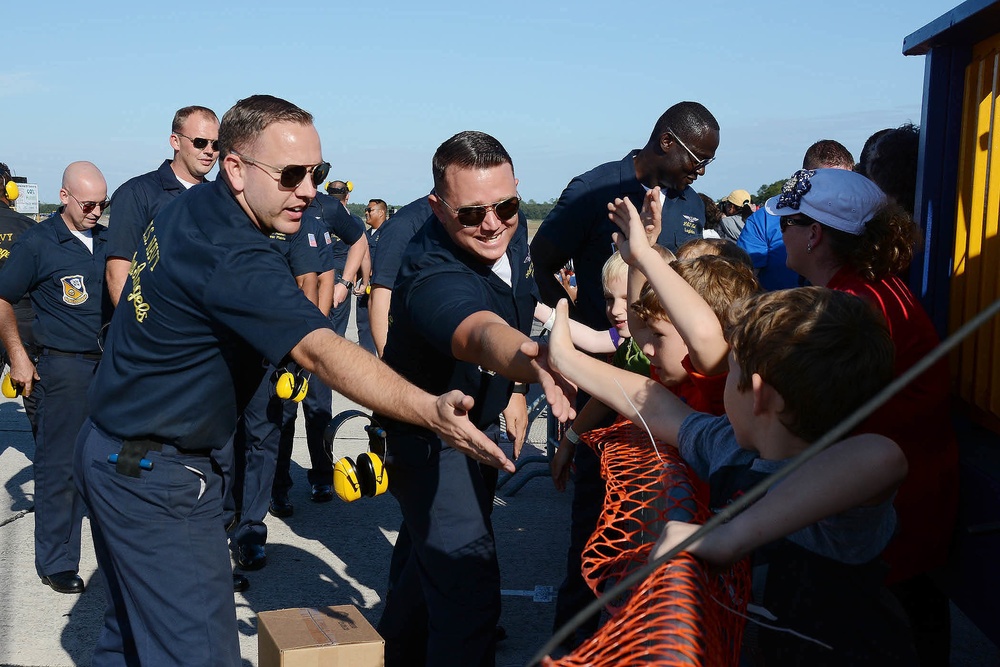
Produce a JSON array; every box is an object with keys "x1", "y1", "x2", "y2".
[
  {"x1": 75, "y1": 95, "x2": 514, "y2": 667},
  {"x1": 106, "y1": 105, "x2": 221, "y2": 308},
  {"x1": 376, "y1": 130, "x2": 576, "y2": 666}
]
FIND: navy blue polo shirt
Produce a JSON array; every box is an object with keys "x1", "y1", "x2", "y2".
[
  {"x1": 0, "y1": 214, "x2": 109, "y2": 354},
  {"x1": 107, "y1": 159, "x2": 190, "y2": 261},
  {"x1": 269, "y1": 215, "x2": 324, "y2": 277},
  {"x1": 307, "y1": 192, "x2": 364, "y2": 272},
  {"x1": 89, "y1": 178, "x2": 333, "y2": 450},
  {"x1": 371, "y1": 195, "x2": 434, "y2": 289},
  {"x1": 381, "y1": 215, "x2": 538, "y2": 433},
  {"x1": 0, "y1": 205, "x2": 39, "y2": 345},
  {"x1": 304, "y1": 215, "x2": 337, "y2": 274},
  {"x1": 531, "y1": 151, "x2": 706, "y2": 328}
]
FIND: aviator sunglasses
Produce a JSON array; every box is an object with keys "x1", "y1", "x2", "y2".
[
  {"x1": 230, "y1": 149, "x2": 331, "y2": 189},
  {"x1": 438, "y1": 195, "x2": 520, "y2": 227},
  {"x1": 174, "y1": 132, "x2": 220, "y2": 152},
  {"x1": 66, "y1": 191, "x2": 111, "y2": 214}
]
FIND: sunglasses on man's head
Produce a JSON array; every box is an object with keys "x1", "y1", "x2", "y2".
[
  {"x1": 438, "y1": 195, "x2": 520, "y2": 227},
  {"x1": 66, "y1": 191, "x2": 110, "y2": 214},
  {"x1": 231, "y1": 149, "x2": 331, "y2": 189},
  {"x1": 175, "y1": 132, "x2": 220, "y2": 152}
]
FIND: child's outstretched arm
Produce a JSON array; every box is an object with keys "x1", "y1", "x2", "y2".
[
  {"x1": 650, "y1": 433, "x2": 908, "y2": 567},
  {"x1": 609, "y1": 191, "x2": 729, "y2": 376},
  {"x1": 533, "y1": 302, "x2": 618, "y2": 355},
  {"x1": 538, "y1": 299, "x2": 694, "y2": 446}
]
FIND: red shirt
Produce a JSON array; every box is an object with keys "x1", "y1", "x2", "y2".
[
  {"x1": 828, "y1": 268, "x2": 959, "y2": 582},
  {"x1": 650, "y1": 355, "x2": 727, "y2": 417}
]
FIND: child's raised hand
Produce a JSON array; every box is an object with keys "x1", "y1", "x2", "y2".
[
  {"x1": 607, "y1": 197, "x2": 649, "y2": 266},
  {"x1": 639, "y1": 186, "x2": 662, "y2": 244}
]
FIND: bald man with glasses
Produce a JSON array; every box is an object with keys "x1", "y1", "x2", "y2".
[{"x1": 0, "y1": 161, "x2": 112, "y2": 596}]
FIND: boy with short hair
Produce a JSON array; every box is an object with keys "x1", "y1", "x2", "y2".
[{"x1": 541, "y1": 287, "x2": 916, "y2": 664}]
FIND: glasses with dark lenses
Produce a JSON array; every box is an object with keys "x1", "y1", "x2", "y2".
[
  {"x1": 666, "y1": 126, "x2": 715, "y2": 172},
  {"x1": 175, "y1": 132, "x2": 220, "y2": 152},
  {"x1": 67, "y1": 192, "x2": 111, "y2": 214},
  {"x1": 780, "y1": 216, "x2": 808, "y2": 232},
  {"x1": 231, "y1": 149, "x2": 331, "y2": 189},
  {"x1": 439, "y1": 195, "x2": 520, "y2": 227}
]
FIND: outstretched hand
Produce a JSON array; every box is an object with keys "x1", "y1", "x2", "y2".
[
  {"x1": 433, "y1": 390, "x2": 515, "y2": 472},
  {"x1": 607, "y1": 188, "x2": 661, "y2": 266}
]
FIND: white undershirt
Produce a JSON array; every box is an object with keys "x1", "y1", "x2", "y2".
[
  {"x1": 492, "y1": 253, "x2": 512, "y2": 286},
  {"x1": 71, "y1": 228, "x2": 94, "y2": 253},
  {"x1": 176, "y1": 176, "x2": 197, "y2": 190}
]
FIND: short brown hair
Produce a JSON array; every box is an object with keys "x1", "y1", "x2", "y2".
[
  {"x1": 171, "y1": 106, "x2": 218, "y2": 133},
  {"x1": 431, "y1": 131, "x2": 513, "y2": 199},
  {"x1": 218, "y1": 95, "x2": 313, "y2": 158},
  {"x1": 725, "y1": 287, "x2": 894, "y2": 441},
  {"x1": 632, "y1": 255, "x2": 759, "y2": 324}
]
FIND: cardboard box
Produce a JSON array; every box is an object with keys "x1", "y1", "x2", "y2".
[{"x1": 258, "y1": 605, "x2": 384, "y2": 667}]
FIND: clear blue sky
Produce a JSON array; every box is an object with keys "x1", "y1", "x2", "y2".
[{"x1": 3, "y1": 0, "x2": 957, "y2": 207}]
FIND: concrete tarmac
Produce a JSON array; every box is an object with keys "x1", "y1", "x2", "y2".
[
  {"x1": 0, "y1": 312, "x2": 572, "y2": 667},
  {"x1": 1, "y1": 311, "x2": 998, "y2": 666}
]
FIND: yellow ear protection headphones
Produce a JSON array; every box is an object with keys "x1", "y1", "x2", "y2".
[
  {"x1": 323, "y1": 180, "x2": 354, "y2": 196},
  {"x1": 2, "y1": 373, "x2": 22, "y2": 398},
  {"x1": 325, "y1": 409, "x2": 388, "y2": 503},
  {"x1": 0, "y1": 163, "x2": 19, "y2": 202},
  {"x1": 271, "y1": 367, "x2": 309, "y2": 402}
]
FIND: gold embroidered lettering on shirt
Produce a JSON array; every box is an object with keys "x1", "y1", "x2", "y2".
[
  {"x1": 127, "y1": 256, "x2": 150, "y2": 322},
  {"x1": 142, "y1": 222, "x2": 161, "y2": 270}
]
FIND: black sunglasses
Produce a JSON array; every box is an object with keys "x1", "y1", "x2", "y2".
[
  {"x1": 438, "y1": 195, "x2": 520, "y2": 227},
  {"x1": 231, "y1": 149, "x2": 331, "y2": 189},
  {"x1": 66, "y1": 191, "x2": 111, "y2": 214},
  {"x1": 175, "y1": 132, "x2": 220, "y2": 152},
  {"x1": 779, "y1": 215, "x2": 811, "y2": 232}
]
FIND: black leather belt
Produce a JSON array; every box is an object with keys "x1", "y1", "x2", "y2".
[{"x1": 41, "y1": 348, "x2": 102, "y2": 361}]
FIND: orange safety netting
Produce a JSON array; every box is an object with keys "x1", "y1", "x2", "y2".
[{"x1": 544, "y1": 419, "x2": 751, "y2": 667}]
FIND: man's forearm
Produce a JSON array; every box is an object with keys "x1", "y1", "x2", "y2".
[
  {"x1": 343, "y1": 239, "x2": 368, "y2": 285},
  {"x1": 369, "y1": 286, "x2": 390, "y2": 356},
  {"x1": 293, "y1": 328, "x2": 437, "y2": 425},
  {"x1": 106, "y1": 258, "x2": 131, "y2": 307}
]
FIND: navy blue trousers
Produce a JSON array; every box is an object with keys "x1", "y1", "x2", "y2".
[
  {"x1": 75, "y1": 420, "x2": 239, "y2": 667},
  {"x1": 232, "y1": 368, "x2": 293, "y2": 546},
  {"x1": 378, "y1": 433, "x2": 501, "y2": 667},
  {"x1": 32, "y1": 352, "x2": 95, "y2": 577},
  {"x1": 356, "y1": 293, "x2": 377, "y2": 355}
]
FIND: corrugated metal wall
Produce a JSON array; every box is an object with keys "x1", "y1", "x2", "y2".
[{"x1": 951, "y1": 33, "x2": 1000, "y2": 418}]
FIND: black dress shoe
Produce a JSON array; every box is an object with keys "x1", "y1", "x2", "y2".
[
  {"x1": 233, "y1": 573, "x2": 250, "y2": 593},
  {"x1": 41, "y1": 571, "x2": 85, "y2": 594},
  {"x1": 310, "y1": 483, "x2": 334, "y2": 503},
  {"x1": 269, "y1": 494, "x2": 294, "y2": 518},
  {"x1": 236, "y1": 543, "x2": 267, "y2": 571}
]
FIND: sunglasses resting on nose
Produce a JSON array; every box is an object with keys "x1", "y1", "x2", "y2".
[
  {"x1": 175, "y1": 132, "x2": 220, "y2": 152},
  {"x1": 438, "y1": 195, "x2": 520, "y2": 227},
  {"x1": 230, "y1": 149, "x2": 331, "y2": 189},
  {"x1": 66, "y1": 191, "x2": 111, "y2": 214}
]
